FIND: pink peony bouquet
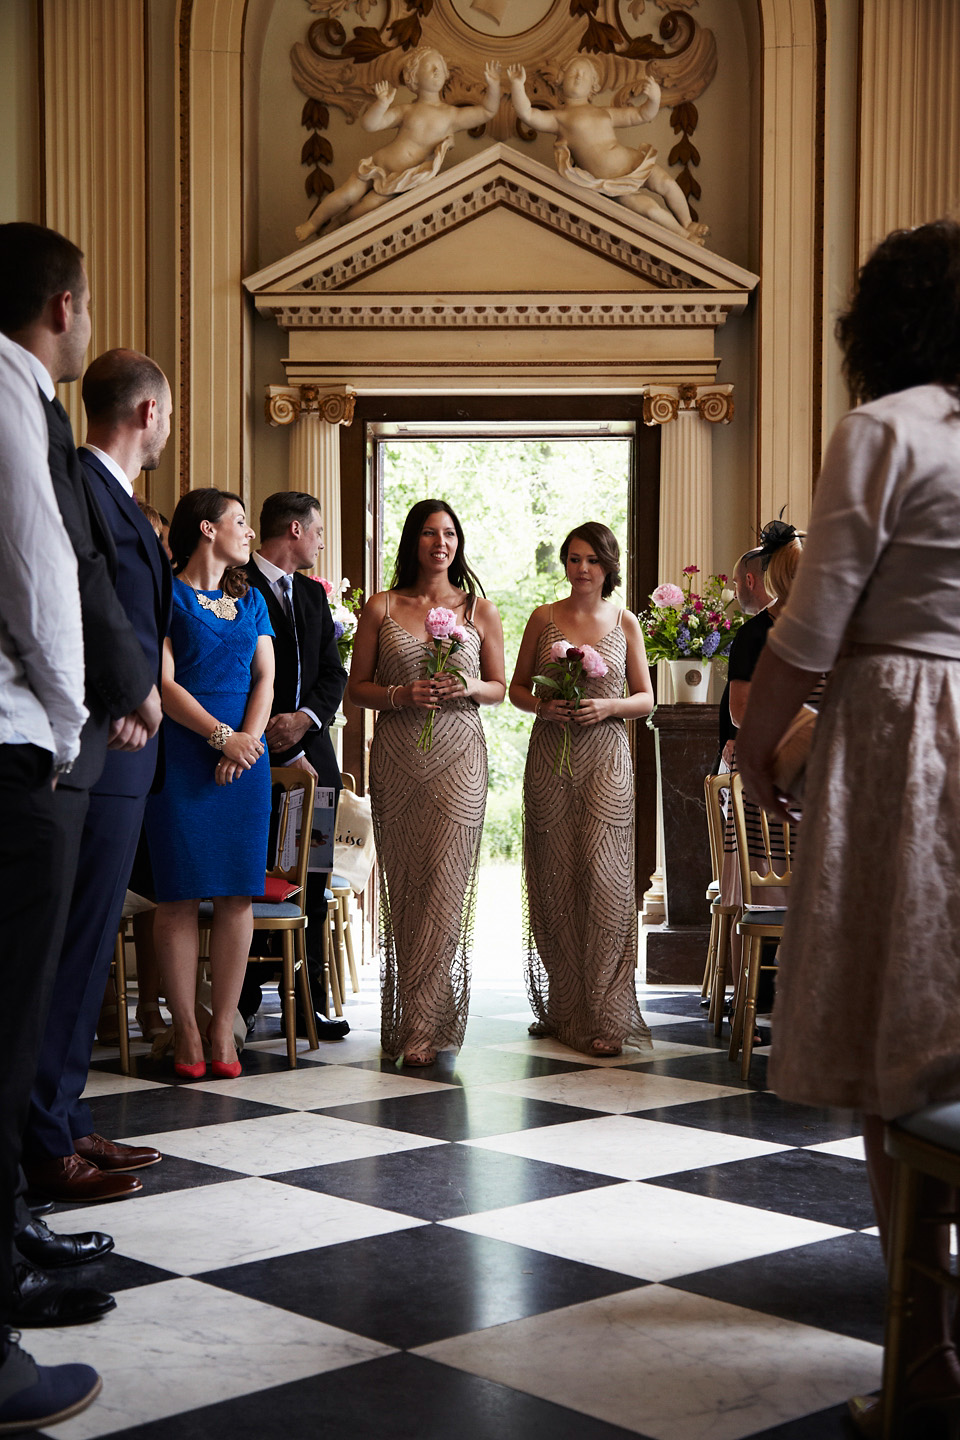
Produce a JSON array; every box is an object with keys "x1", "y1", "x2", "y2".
[
  {"x1": 416, "y1": 606, "x2": 468, "y2": 752},
  {"x1": 533, "y1": 641, "x2": 608, "y2": 777},
  {"x1": 638, "y1": 566, "x2": 743, "y2": 664}
]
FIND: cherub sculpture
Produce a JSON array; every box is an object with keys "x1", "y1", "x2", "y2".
[
  {"x1": 295, "y1": 50, "x2": 501, "y2": 241},
  {"x1": 509, "y1": 57, "x2": 708, "y2": 244}
]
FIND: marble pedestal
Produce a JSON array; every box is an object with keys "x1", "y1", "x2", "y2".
[{"x1": 646, "y1": 704, "x2": 719, "y2": 985}]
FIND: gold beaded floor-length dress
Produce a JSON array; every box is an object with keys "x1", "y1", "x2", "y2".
[
  {"x1": 371, "y1": 597, "x2": 488, "y2": 1059},
  {"x1": 524, "y1": 614, "x2": 651, "y2": 1054}
]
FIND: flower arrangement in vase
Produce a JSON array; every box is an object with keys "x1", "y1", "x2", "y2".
[
  {"x1": 638, "y1": 566, "x2": 743, "y2": 665},
  {"x1": 314, "y1": 577, "x2": 363, "y2": 665}
]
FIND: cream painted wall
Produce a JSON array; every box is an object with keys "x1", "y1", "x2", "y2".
[{"x1": 0, "y1": 0, "x2": 41, "y2": 224}]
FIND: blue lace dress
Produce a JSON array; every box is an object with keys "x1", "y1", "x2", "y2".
[{"x1": 146, "y1": 580, "x2": 274, "y2": 901}]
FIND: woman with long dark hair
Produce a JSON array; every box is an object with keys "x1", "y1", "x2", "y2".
[
  {"x1": 348, "y1": 499, "x2": 505, "y2": 1065},
  {"x1": 510, "y1": 521, "x2": 654, "y2": 1056},
  {"x1": 738, "y1": 219, "x2": 960, "y2": 1432},
  {"x1": 145, "y1": 488, "x2": 274, "y2": 1080}
]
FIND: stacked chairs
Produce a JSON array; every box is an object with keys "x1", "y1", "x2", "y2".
[
  {"x1": 701, "y1": 773, "x2": 739, "y2": 1034},
  {"x1": 727, "y1": 772, "x2": 792, "y2": 1078}
]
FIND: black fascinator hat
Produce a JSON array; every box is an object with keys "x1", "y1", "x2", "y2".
[{"x1": 757, "y1": 511, "x2": 800, "y2": 571}]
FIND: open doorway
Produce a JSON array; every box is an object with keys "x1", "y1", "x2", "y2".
[
  {"x1": 376, "y1": 432, "x2": 632, "y2": 983},
  {"x1": 339, "y1": 394, "x2": 661, "y2": 969}
]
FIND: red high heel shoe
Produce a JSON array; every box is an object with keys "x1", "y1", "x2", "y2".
[
  {"x1": 210, "y1": 1057, "x2": 242, "y2": 1079},
  {"x1": 174, "y1": 1059, "x2": 207, "y2": 1080}
]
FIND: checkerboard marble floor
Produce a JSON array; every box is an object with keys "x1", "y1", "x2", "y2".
[{"x1": 22, "y1": 972, "x2": 882, "y2": 1440}]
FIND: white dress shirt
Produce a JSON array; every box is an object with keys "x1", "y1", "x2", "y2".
[
  {"x1": 81, "y1": 442, "x2": 134, "y2": 497},
  {"x1": 0, "y1": 333, "x2": 87, "y2": 767}
]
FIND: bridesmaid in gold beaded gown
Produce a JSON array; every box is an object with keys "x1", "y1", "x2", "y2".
[
  {"x1": 510, "y1": 523, "x2": 654, "y2": 1057},
  {"x1": 348, "y1": 500, "x2": 505, "y2": 1066}
]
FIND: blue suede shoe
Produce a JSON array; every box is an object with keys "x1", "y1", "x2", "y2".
[{"x1": 0, "y1": 1329, "x2": 101, "y2": 1433}]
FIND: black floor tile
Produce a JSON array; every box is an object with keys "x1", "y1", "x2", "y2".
[
  {"x1": 312, "y1": 1089, "x2": 605, "y2": 1140},
  {"x1": 97, "y1": 1352, "x2": 652, "y2": 1440},
  {"x1": 641, "y1": 993, "x2": 708, "y2": 1016},
  {"x1": 743, "y1": 1401, "x2": 861, "y2": 1437},
  {"x1": 632, "y1": 1090, "x2": 862, "y2": 1146},
  {"x1": 669, "y1": 1230, "x2": 887, "y2": 1343},
  {"x1": 46, "y1": 1152, "x2": 246, "y2": 1213},
  {"x1": 65, "y1": 1251, "x2": 178, "y2": 1295},
  {"x1": 644, "y1": 1020, "x2": 729, "y2": 1049},
  {"x1": 272, "y1": 1142, "x2": 621, "y2": 1220},
  {"x1": 356, "y1": 1048, "x2": 591, "y2": 1087},
  {"x1": 85, "y1": 1085, "x2": 291, "y2": 1138},
  {"x1": 203, "y1": 1226, "x2": 643, "y2": 1349},
  {"x1": 627, "y1": 1049, "x2": 762, "y2": 1088},
  {"x1": 647, "y1": 1148, "x2": 875, "y2": 1229}
]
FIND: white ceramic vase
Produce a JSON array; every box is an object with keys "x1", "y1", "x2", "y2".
[{"x1": 664, "y1": 658, "x2": 712, "y2": 703}]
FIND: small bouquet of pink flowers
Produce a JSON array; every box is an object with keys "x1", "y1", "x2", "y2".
[
  {"x1": 416, "y1": 606, "x2": 468, "y2": 753},
  {"x1": 533, "y1": 640, "x2": 607, "y2": 777}
]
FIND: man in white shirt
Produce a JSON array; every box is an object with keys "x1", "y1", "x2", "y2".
[{"x1": 0, "y1": 330, "x2": 102, "y2": 1431}]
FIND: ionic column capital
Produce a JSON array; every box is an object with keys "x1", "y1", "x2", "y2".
[
  {"x1": 265, "y1": 384, "x2": 356, "y2": 428},
  {"x1": 642, "y1": 384, "x2": 735, "y2": 427}
]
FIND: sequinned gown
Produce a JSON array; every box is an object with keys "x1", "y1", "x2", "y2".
[
  {"x1": 371, "y1": 612, "x2": 487, "y2": 1058},
  {"x1": 524, "y1": 619, "x2": 651, "y2": 1053}
]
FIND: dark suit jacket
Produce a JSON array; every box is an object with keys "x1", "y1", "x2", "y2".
[
  {"x1": 244, "y1": 558, "x2": 347, "y2": 793},
  {"x1": 40, "y1": 393, "x2": 155, "y2": 791},
  {"x1": 79, "y1": 448, "x2": 173, "y2": 799}
]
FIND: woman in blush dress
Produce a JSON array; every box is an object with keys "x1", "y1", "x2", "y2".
[
  {"x1": 145, "y1": 489, "x2": 274, "y2": 1081},
  {"x1": 348, "y1": 499, "x2": 505, "y2": 1067},
  {"x1": 510, "y1": 522, "x2": 654, "y2": 1058},
  {"x1": 738, "y1": 219, "x2": 960, "y2": 1435}
]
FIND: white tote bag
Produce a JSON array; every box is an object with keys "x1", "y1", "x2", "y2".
[{"x1": 332, "y1": 789, "x2": 376, "y2": 892}]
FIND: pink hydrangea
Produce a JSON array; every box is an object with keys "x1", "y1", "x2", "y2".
[
  {"x1": 449, "y1": 625, "x2": 467, "y2": 643},
  {"x1": 313, "y1": 577, "x2": 334, "y2": 596},
  {"x1": 425, "y1": 607, "x2": 458, "y2": 639},
  {"x1": 651, "y1": 583, "x2": 685, "y2": 609},
  {"x1": 580, "y1": 644, "x2": 608, "y2": 679}
]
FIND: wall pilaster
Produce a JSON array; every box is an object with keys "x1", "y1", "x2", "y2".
[
  {"x1": 41, "y1": 0, "x2": 147, "y2": 435},
  {"x1": 266, "y1": 384, "x2": 356, "y2": 580}
]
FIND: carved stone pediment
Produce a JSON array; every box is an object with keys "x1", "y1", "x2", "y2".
[{"x1": 245, "y1": 144, "x2": 757, "y2": 393}]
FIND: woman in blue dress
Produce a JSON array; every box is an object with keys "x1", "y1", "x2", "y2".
[{"x1": 146, "y1": 489, "x2": 274, "y2": 1079}]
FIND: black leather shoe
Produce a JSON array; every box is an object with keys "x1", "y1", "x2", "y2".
[
  {"x1": 16, "y1": 1216, "x2": 115, "y2": 1269},
  {"x1": 12, "y1": 1263, "x2": 116, "y2": 1327},
  {"x1": 28, "y1": 1200, "x2": 55, "y2": 1216},
  {"x1": 296, "y1": 1009, "x2": 350, "y2": 1040}
]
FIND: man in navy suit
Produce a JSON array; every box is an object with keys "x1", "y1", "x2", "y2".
[
  {"x1": 243, "y1": 492, "x2": 349, "y2": 1038},
  {"x1": 21, "y1": 348, "x2": 174, "y2": 1204}
]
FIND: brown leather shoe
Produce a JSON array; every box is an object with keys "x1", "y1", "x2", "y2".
[
  {"x1": 24, "y1": 1154, "x2": 143, "y2": 1203},
  {"x1": 74, "y1": 1133, "x2": 162, "y2": 1171}
]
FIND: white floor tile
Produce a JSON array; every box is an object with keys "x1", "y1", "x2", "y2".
[
  {"x1": 484, "y1": 1068, "x2": 744, "y2": 1114},
  {"x1": 124, "y1": 1111, "x2": 442, "y2": 1175},
  {"x1": 805, "y1": 1135, "x2": 866, "y2": 1161},
  {"x1": 461, "y1": 1115, "x2": 789, "y2": 1180},
  {"x1": 27, "y1": 1276, "x2": 392, "y2": 1438},
  {"x1": 47, "y1": 1176, "x2": 426, "y2": 1275},
  {"x1": 80, "y1": 1072, "x2": 167, "y2": 1099},
  {"x1": 189, "y1": 1062, "x2": 453, "y2": 1109},
  {"x1": 442, "y1": 1180, "x2": 851, "y2": 1281},
  {"x1": 417, "y1": 1283, "x2": 881, "y2": 1440},
  {"x1": 489, "y1": 1039, "x2": 645, "y2": 1067}
]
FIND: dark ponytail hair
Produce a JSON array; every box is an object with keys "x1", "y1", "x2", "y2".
[
  {"x1": 390, "y1": 499, "x2": 486, "y2": 599},
  {"x1": 559, "y1": 522, "x2": 622, "y2": 599},
  {"x1": 167, "y1": 488, "x2": 250, "y2": 599}
]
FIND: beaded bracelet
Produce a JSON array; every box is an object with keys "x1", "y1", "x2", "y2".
[
  {"x1": 534, "y1": 698, "x2": 543, "y2": 717},
  {"x1": 208, "y1": 722, "x2": 234, "y2": 750}
]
